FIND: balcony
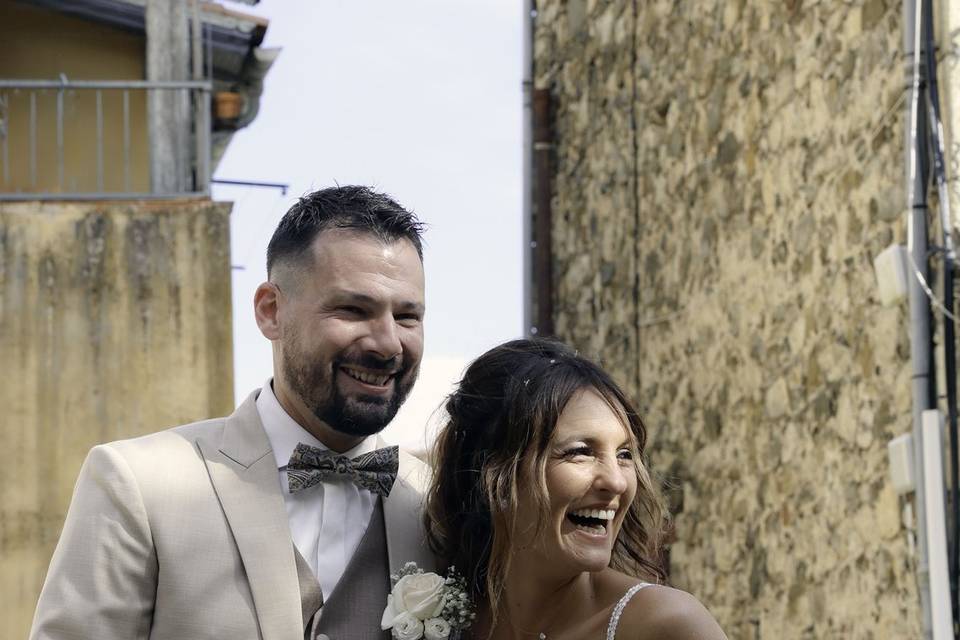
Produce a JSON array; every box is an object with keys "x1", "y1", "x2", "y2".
[{"x1": 0, "y1": 77, "x2": 213, "y2": 200}]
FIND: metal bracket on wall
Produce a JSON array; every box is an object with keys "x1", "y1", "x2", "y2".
[{"x1": 211, "y1": 178, "x2": 289, "y2": 195}]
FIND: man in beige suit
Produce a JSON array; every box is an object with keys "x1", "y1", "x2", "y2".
[{"x1": 30, "y1": 186, "x2": 435, "y2": 640}]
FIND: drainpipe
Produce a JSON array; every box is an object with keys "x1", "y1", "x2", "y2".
[
  {"x1": 524, "y1": 2, "x2": 555, "y2": 338},
  {"x1": 532, "y1": 87, "x2": 554, "y2": 337},
  {"x1": 523, "y1": 0, "x2": 535, "y2": 336},
  {"x1": 905, "y1": 0, "x2": 935, "y2": 637}
]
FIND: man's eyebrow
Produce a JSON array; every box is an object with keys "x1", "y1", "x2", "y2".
[
  {"x1": 327, "y1": 290, "x2": 424, "y2": 314},
  {"x1": 327, "y1": 290, "x2": 377, "y2": 305}
]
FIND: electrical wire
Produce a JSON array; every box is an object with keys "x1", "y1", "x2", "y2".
[
  {"x1": 923, "y1": 2, "x2": 956, "y2": 265},
  {"x1": 909, "y1": 250, "x2": 957, "y2": 323},
  {"x1": 922, "y1": 0, "x2": 960, "y2": 630},
  {"x1": 905, "y1": 2, "x2": 939, "y2": 632}
]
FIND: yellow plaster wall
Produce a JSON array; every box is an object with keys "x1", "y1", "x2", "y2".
[
  {"x1": 0, "y1": 199, "x2": 235, "y2": 638},
  {"x1": 0, "y1": 0, "x2": 150, "y2": 193}
]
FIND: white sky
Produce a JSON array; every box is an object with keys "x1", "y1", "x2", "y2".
[{"x1": 211, "y1": 1, "x2": 524, "y2": 450}]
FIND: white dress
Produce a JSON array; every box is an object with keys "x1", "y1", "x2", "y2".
[
  {"x1": 604, "y1": 582, "x2": 654, "y2": 640},
  {"x1": 485, "y1": 581, "x2": 656, "y2": 640}
]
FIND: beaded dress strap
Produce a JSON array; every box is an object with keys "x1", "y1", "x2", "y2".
[{"x1": 605, "y1": 582, "x2": 653, "y2": 640}]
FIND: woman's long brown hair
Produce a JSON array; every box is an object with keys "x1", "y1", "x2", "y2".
[{"x1": 424, "y1": 338, "x2": 667, "y2": 630}]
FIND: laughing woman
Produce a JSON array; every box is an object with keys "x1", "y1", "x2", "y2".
[{"x1": 425, "y1": 339, "x2": 726, "y2": 640}]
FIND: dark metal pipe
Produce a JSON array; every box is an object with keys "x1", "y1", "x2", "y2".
[
  {"x1": 532, "y1": 87, "x2": 554, "y2": 337},
  {"x1": 522, "y1": 0, "x2": 535, "y2": 336}
]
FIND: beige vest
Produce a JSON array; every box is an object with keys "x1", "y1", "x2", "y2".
[{"x1": 297, "y1": 500, "x2": 392, "y2": 640}]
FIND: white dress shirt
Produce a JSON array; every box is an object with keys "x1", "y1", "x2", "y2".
[{"x1": 257, "y1": 381, "x2": 378, "y2": 600}]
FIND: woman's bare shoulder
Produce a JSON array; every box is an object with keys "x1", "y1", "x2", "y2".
[{"x1": 615, "y1": 584, "x2": 727, "y2": 640}]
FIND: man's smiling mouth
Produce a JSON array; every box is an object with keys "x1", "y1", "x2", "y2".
[{"x1": 341, "y1": 365, "x2": 394, "y2": 387}]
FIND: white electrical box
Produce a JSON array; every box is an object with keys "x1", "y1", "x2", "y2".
[
  {"x1": 874, "y1": 244, "x2": 910, "y2": 306},
  {"x1": 887, "y1": 432, "x2": 915, "y2": 495}
]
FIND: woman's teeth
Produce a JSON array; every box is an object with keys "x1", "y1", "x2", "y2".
[
  {"x1": 567, "y1": 508, "x2": 615, "y2": 533},
  {"x1": 342, "y1": 367, "x2": 391, "y2": 386},
  {"x1": 570, "y1": 508, "x2": 615, "y2": 520}
]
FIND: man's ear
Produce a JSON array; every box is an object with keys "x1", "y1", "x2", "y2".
[{"x1": 254, "y1": 282, "x2": 282, "y2": 340}]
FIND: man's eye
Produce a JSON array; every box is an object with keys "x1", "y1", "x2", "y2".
[
  {"x1": 340, "y1": 306, "x2": 364, "y2": 314},
  {"x1": 395, "y1": 314, "x2": 421, "y2": 325}
]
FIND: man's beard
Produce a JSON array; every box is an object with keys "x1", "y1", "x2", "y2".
[{"x1": 282, "y1": 345, "x2": 418, "y2": 438}]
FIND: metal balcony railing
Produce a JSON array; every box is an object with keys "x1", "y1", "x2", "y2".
[{"x1": 0, "y1": 77, "x2": 212, "y2": 200}]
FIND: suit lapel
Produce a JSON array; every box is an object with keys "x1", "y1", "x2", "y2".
[
  {"x1": 381, "y1": 439, "x2": 436, "y2": 575},
  {"x1": 197, "y1": 392, "x2": 302, "y2": 640}
]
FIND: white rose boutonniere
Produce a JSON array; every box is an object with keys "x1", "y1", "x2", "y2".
[
  {"x1": 391, "y1": 612, "x2": 425, "y2": 640},
  {"x1": 386, "y1": 572, "x2": 445, "y2": 621},
  {"x1": 381, "y1": 563, "x2": 476, "y2": 640},
  {"x1": 424, "y1": 617, "x2": 451, "y2": 640}
]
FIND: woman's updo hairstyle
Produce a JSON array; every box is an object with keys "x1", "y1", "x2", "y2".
[{"x1": 424, "y1": 338, "x2": 666, "y2": 620}]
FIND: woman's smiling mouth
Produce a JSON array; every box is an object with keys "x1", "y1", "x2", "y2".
[{"x1": 566, "y1": 507, "x2": 616, "y2": 535}]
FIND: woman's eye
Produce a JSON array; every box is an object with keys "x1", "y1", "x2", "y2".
[
  {"x1": 563, "y1": 446, "x2": 592, "y2": 458},
  {"x1": 617, "y1": 449, "x2": 635, "y2": 461}
]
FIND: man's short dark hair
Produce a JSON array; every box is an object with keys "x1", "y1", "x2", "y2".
[{"x1": 266, "y1": 185, "x2": 425, "y2": 276}]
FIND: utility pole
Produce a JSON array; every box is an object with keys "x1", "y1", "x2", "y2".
[{"x1": 146, "y1": 0, "x2": 190, "y2": 193}]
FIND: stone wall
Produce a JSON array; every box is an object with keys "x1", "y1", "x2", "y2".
[
  {"x1": 534, "y1": 1, "x2": 922, "y2": 637},
  {"x1": 0, "y1": 200, "x2": 234, "y2": 638}
]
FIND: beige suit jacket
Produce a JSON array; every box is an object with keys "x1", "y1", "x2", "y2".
[{"x1": 29, "y1": 391, "x2": 436, "y2": 640}]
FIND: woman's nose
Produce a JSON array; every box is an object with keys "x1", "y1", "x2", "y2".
[{"x1": 593, "y1": 457, "x2": 629, "y2": 494}]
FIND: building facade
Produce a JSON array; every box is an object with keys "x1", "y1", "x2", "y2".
[
  {"x1": 531, "y1": 1, "x2": 941, "y2": 637},
  {"x1": 0, "y1": 1, "x2": 275, "y2": 636}
]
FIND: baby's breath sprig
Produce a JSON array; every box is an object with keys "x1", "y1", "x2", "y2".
[
  {"x1": 390, "y1": 561, "x2": 423, "y2": 586},
  {"x1": 439, "y1": 566, "x2": 476, "y2": 631}
]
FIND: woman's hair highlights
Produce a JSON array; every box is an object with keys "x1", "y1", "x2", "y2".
[{"x1": 424, "y1": 338, "x2": 667, "y2": 626}]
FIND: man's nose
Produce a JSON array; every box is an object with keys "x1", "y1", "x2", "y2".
[{"x1": 363, "y1": 314, "x2": 403, "y2": 360}]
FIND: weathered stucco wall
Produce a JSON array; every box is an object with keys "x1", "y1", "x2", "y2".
[
  {"x1": 0, "y1": 200, "x2": 234, "y2": 638},
  {"x1": 535, "y1": 1, "x2": 920, "y2": 637}
]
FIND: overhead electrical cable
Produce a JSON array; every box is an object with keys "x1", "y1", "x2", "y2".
[{"x1": 921, "y1": 0, "x2": 960, "y2": 628}]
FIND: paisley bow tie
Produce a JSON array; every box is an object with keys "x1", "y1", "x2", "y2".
[{"x1": 286, "y1": 444, "x2": 399, "y2": 498}]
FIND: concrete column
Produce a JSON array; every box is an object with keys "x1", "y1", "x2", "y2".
[
  {"x1": 146, "y1": 0, "x2": 190, "y2": 193},
  {"x1": 0, "y1": 199, "x2": 235, "y2": 638}
]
